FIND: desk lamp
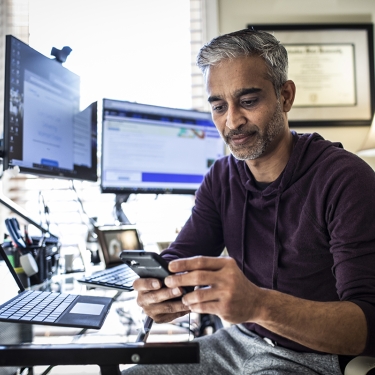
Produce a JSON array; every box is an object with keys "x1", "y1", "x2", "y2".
[{"x1": 357, "y1": 114, "x2": 375, "y2": 157}]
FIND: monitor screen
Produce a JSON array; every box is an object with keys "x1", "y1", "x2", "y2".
[
  {"x1": 2, "y1": 35, "x2": 98, "y2": 182},
  {"x1": 101, "y1": 98, "x2": 224, "y2": 194}
]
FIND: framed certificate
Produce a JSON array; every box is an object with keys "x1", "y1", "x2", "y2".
[{"x1": 248, "y1": 24, "x2": 375, "y2": 127}]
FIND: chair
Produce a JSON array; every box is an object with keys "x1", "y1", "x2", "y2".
[{"x1": 345, "y1": 356, "x2": 375, "y2": 375}]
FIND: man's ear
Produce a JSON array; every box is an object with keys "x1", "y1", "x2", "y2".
[{"x1": 280, "y1": 80, "x2": 296, "y2": 112}]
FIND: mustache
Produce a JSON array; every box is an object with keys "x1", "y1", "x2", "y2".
[{"x1": 224, "y1": 127, "x2": 258, "y2": 141}]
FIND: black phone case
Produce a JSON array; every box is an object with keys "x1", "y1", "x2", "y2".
[{"x1": 119, "y1": 250, "x2": 171, "y2": 280}]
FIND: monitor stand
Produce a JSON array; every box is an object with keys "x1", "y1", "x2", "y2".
[
  {"x1": 114, "y1": 194, "x2": 133, "y2": 225},
  {"x1": 0, "y1": 193, "x2": 58, "y2": 239}
]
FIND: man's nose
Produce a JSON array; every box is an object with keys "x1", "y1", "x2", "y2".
[{"x1": 226, "y1": 105, "x2": 245, "y2": 130}]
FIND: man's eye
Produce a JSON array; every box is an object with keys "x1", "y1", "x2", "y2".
[
  {"x1": 212, "y1": 104, "x2": 226, "y2": 112},
  {"x1": 241, "y1": 99, "x2": 257, "y2": 107}
]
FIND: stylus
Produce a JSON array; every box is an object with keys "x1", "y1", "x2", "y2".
[{"x1": 11, "y1": 218, "x2": 26, "y2": 246}]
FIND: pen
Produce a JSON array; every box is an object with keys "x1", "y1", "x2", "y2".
[
  {"x1": 24, "y1": 225, "x2": 33, "y2": 245},
  {"x1": 5, "y1": 218, "x2": 26, "y2": 248}
]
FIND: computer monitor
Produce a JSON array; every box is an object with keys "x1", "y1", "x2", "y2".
[
  {"x1": 101, "y1": 98, "x2": 225, "y2": 195},
  {"x1": 2, "y1": 35, "x2": 98, "y2": 182}
]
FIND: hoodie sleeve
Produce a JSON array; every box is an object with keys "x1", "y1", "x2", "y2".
[{"x1": 326, "y1": 152, "x2": 375, "y2": 356}]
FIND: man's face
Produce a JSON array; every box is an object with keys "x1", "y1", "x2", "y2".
[{"x1": 205, "y1": 56, "x2": 288, "y2": 161}]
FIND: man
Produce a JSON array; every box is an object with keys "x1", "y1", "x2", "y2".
[{"x1": 124, "y1": 29, "x2": 375, "y2": 374}]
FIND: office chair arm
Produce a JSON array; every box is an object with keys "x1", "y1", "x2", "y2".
[
  {"x1": 0, "y1": 342, "x2": 199, "y2": 375},
  {"x1": 345, "y1": 356, "x2": 375, "y2": 375}
]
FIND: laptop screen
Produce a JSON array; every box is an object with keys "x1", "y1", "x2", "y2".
[
  {"x1": 103, "y1": 230, "x2": 140, "y2": 262},
  {"x1": 95, "y1": 225, "x2": 143, "y2": 267},
  {"x1": 0, "y1": 259, "x2": 23, "y2": 306}
]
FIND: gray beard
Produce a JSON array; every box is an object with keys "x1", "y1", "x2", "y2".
[{"x1": 226, "y1": 102, "x2": 285, "y2": 161}]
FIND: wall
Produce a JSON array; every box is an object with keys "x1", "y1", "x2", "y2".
[{"x1": 212, "y1": 0, "x2": 375, "y2": 167}]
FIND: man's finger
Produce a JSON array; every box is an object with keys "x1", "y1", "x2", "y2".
[
  {"x1": 165, "y1": 270, "x2": 216, "y2": 289},
  {"x1": 169, "y1": 255, "x2": 230, "y2": 273},
  {"x1": 133, "y1": 277, "x2": 162, "y2": 291}
]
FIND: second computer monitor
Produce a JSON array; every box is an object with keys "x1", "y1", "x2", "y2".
[{"x1": 101, "y1": 98, "x2": 225, "y2": 195}]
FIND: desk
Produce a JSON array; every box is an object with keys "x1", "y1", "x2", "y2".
[
  {"x1": 0, "y1": 342, "x2": 200, "y2": 375},
  {"x1": 0, "y1": 271, "x2": 199, "y2": 375}
]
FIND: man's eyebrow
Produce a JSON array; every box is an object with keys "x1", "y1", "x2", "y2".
[
  {"x1": 208, "y1": 88, "x2": 262, "y2": 103},
  {"x1": 234, "y1": 88, "x2": 262, "y2": 97},
  {"x1": 207, "y1": 95, "x2": 222, "y2": 103}
]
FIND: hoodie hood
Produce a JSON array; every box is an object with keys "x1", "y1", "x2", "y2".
[
  {"x1": 234, "y1": 131, "x2": 343, "y2": 289},
  {"x1": 236, "y1": 131, "x2": 343, "y2": 195}
]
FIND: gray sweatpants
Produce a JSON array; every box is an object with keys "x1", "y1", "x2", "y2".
[{"x1": 122, "y1": 325, "x2": 343, "y2": 374}]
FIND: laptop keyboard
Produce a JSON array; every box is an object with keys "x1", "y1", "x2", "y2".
[
  {"x1": 78, "y1": 264, "x2": 138, "y2": 291},
  {"x1": 0, "y1": 290, "x2": 78, "y2": 323}
]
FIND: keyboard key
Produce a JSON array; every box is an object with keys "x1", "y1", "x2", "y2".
[
  {"x1": 32, "y1": 316, "x2": 46, "y2": 321},
  {"x1": 44, "y1": 317, "x2": 58, "y2": 322},
  {"x1": 0, "y1": 290, "x2": 79, "y2": 324}
]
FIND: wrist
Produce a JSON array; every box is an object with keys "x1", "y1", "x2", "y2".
[{"x1": 246, "y1": 286, "x2": 270, "y2": 324}]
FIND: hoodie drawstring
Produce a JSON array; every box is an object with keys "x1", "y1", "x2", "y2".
[
  {"x1": 240, "y1": 190, "x2": 249, "y2": 273},
  {"x1": 272, "y1": 193, "x2": 282, "y2": 290}
]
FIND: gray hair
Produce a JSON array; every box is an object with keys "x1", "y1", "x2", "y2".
[{"x1": 196, "y1": 28, "x2": 288, "y2": 96}]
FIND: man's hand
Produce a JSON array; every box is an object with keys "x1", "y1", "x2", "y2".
[
  {"x1": 132, "y1": 277, "x2": 191, "y2": 323},
  {"x1": 165, "y1": 256, "x2": 261, "y2": 324},
  {"x1": 134, "y1": 255, "x2": 367, "y2": 354},
  {"x1": 165, "y1": 255, "x2": 367, "y2": 355}
]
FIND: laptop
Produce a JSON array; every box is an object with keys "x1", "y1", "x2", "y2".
[
  {"x1": 0, "y1": 245, "x2": 112, "y2": 329},
  {"x1": 95, "y1": 225, "x2": 144, "y2": 268},
  {"x1": 78, "y1": 263, "x2": 139, "y2": 291},
  {"x1": 78, "y1": 225, "x2": 142, "y2": 291}
]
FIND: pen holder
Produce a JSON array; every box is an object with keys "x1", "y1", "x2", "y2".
[
  {"x1": 27, "y1": 243, "x2": 60, "y2": 285},
  {"x1": 3, "y1": 242, "x2": 60, "y2": 286}
]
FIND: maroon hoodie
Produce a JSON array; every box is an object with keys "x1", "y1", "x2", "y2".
[{"x1": 162, "y1": 131, "x2": 375, "y2": 356}]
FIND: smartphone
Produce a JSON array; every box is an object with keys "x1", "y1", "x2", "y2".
[
  {"x1": 120, "y1": 250, "x2": 172, "y2": 280},
  {"x1": 119, "y1": 250, "x2": 194, "y2": 293}
]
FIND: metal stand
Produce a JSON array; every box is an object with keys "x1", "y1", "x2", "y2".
[
  {"x1": 114, "y1": 194, "x2": 132, "y2": 224},
  {"x1": 136, "y1": 316, "x2": 154, "y2": 343}
]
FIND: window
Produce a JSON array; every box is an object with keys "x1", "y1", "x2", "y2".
[
  {"x1": 2, "y1": 0, "x2": 204, "y2": 253},
  {"x1": 29, "y1": 0, "x2": 192, "y2": 110}
]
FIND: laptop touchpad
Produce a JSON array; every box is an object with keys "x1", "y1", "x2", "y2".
[{"x1": 69, "y1": 303, "x2": 104, "y2": 315}]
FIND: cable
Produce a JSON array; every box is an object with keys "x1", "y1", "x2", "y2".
[
  {"x1": 38, "y1": 365, "x2": 55, "y2": 375},
  {"x1": 70, "y1": 181, "x2": 99, "y2": 248},
  {"x1": 38, "y1": 191, "x2": 51, "y2": 231},
  {"x1": 70, "y1": 180, "x2": 97, "y2": 227},
  {"x1": 116, "y1": 306, "x2": 137, "y2": 337}
]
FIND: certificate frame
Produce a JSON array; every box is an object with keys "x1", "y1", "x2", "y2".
[{"x1": 248, "y1": 24, "x2": 375, "y2": 127}]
